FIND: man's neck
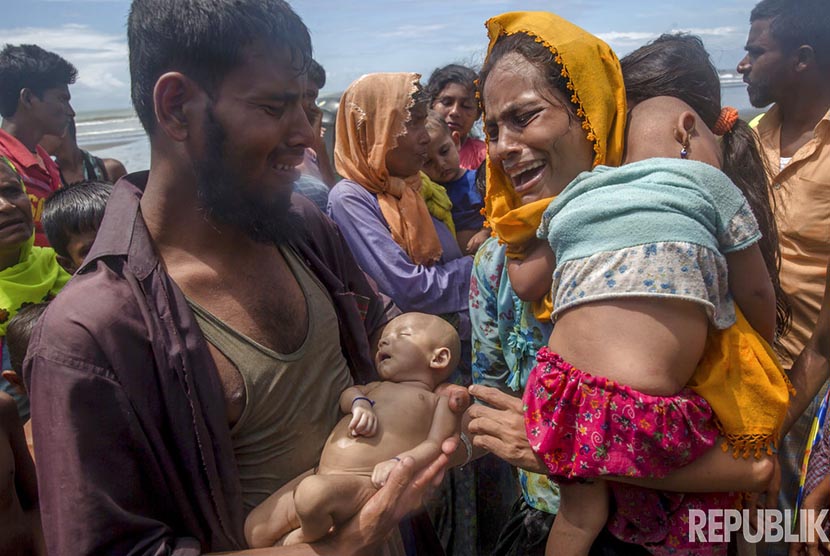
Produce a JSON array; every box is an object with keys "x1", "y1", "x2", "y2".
[
  {"x1": 775, "y1": 79, "x2": 830, "y2": 134},
  {"x1": 56, "y1": 145, "x2": 85, "y2": 171},
  {"x1": 140, "y1": 163, "x2": 266, "y2": 268},
  {"x1": 0, "y1": 119, "x2": 43, "y2": 153},
  {"x1": 0, "y1": 247, "x2": 21, "y2": 272}
]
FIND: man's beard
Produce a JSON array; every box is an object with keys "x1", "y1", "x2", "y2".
[
  {"x1": 193, "y1": 107, "x2": 304, "y2": 246},
  {"x1": 746, "y1": 81, "x2": 774, "y2": 109}
]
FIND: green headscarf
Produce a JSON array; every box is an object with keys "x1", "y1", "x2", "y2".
[{"x1": 0, "y1": 157, "x2": 70, "y2": 336}]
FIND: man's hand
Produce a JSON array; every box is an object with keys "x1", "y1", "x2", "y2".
[
  {"x1": 467, "y1": 384, "x2": 547, "y2": 473},
  {"x1": 316, "y1": 451, "x2": 453, "y2": 555},
  {"x1": 349, "y1": 401, "x2": 377, "y2": 437}
]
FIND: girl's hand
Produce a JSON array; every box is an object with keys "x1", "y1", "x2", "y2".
[
  {"x1": 466, "y1": 229, "x2": 490, "y2": 255},
  {"x1": 466, "y1": 384, "x2": 547, "y2": 474}
]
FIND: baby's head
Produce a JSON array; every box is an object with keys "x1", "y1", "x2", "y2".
[
  {"x1": 375, "y1": 312, "x2": 460, "y2": 388},
  {"x1": 42, "y1": 180, "x2": 112, "y2": 272},
  {"x1": 623, "y1": 95, "x2": 721, "y2": 169},
  {"x1": 422, "y1": 111, "x2": 466, "y2": 185}
]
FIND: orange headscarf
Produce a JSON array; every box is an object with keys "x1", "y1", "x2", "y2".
[
  {"x1": 335, "y1": 73, "x2": 443, "y2": 266},
  {"x1": 481, "y1": 11, "x2": 628, "y2": 319}
]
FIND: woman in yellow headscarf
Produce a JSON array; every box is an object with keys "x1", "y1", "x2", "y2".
[
  {"x1": 328, "y1": 73, "x2": 473, "y2": 329},
  {"x1": 467, "y1": 11, "x2": 783, "y2": 556},
  {"x1": 466, "y1": 12, "x2": 628, "y2": 556}
]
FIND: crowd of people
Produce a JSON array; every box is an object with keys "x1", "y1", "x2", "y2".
[{"x1": 0, "y1": 0, "x2": 829, "y2": 555}]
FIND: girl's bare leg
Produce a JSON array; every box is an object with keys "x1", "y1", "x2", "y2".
[{"x1": 546, "y1": 480, "x2": 609, "y2": 556}]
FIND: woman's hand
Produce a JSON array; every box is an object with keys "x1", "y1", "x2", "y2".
[{"x1": 466, "y1": 384, "x2": 547, "y2": 474}]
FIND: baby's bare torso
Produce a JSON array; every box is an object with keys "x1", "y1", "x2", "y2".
[{"x1": 317, "y1": 382, "x2": 439, "y2": 476}]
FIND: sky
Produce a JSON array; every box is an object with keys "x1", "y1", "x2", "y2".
[{"x1": 0, "y1": 0, "x2": 759, "y2": 113}]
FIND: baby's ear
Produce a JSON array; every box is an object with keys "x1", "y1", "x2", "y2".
[
  {"x1": 429, "y1": 346, "x2": 452, "y2": 371},
  {"x1": 2, "y1": 370, "x2": 26, "y2": 396},
  {"x1": 451, "y1": 130, "x2": 461, "y2": 150}
]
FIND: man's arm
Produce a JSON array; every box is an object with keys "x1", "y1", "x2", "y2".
[{"x1": 785, "y1": 259, "x2": 830, "y2": 434}]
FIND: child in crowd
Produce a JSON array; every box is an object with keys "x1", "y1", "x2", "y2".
[
  {"x1": 423, "y1": 111, "x2": 489, "y2": 255},
  {"x1": 0, "y1": 305, "x2": 48, "y2": 556},
  {"x1": 512, "y1": 97, "x2": 790, "y2": 555},
  {"x1": 39, "y1": 118, "x2": 127, "y2": 186},
  {"x1": 41, "y1": 181, "x2": 112, "y2": 273},
  {"x1": 0, "y1": 158, "x2": 69, "y2": 422},
  {"x1": 0, "y1": 389, "x2": 43, "y2": 555},
  {"x1": 244, "y1": 312, "x2": 462, "y2": 547},
  {"x1": 426, "y1": 64, "x2": 486, "y2": 170},
  {"x1": 3, "y1": 303, "x2": 50, "y2": 461}
]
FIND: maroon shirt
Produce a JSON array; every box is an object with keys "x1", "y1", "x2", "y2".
[
  {"x1": 0, "y1": 129, "x2": 62, "y2": 247},
  {"x1": 23, "y1": 173, "x2": 389, "y2": 555}
]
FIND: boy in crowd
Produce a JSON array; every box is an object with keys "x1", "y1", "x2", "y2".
[
  {"x1": 40, "y1": 118, "x2": 127, "y2": 186},
  {"x1": 423, "y1": 111, "x2": 489, "y2": 255},
  {"x1": 41, "y1": 181, "x2": 112, "y2": 273},
  {"x1": 0, "y1": 304, "x2": 47, "y2": 556},
  {"x1": 0, "y1": 44, "x2": 77, "y2": 247},
  {"x1": 294, "y1": 59, "x2": 334, "y2": 212}
]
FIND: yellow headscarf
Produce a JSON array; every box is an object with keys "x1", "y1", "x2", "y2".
[
  {"x1": 481, "y1": 12, "x2": 627, "y2": 320},
  {"x1": 335, "y1": 73, "x2": 443, "y2": 266}
]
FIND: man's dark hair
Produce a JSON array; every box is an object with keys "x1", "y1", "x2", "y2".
[
  {"x1": 128, "y1": 0, "x2": 313, "y2": 134},
  {"x1": 426, "y1": 64, "x2": 480, "y2": 115},
  {"x1": 42, "y1": 181, "x2": 113, "y2": 259},
  {"x1": 6, "y1": 302, "x2": 50, "y2": 372},
  {"x1": 0, "y1": 44, "x2": 77, "y2": 119},
  {"x1": 308, "y1": 59, "x2": 326, "y2": 89},
  {"x1": 751, "y1": 0, "x2": 830, "y2": 69}
]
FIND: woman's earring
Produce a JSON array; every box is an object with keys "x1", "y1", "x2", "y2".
[{"x1": 680, "y1": 141, "x2": 689, "y2": 159}]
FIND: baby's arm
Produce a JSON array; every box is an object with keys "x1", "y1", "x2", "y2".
[
  {"x1": 339, "y1": 384, "x2": 380, "y2": 437},
  {"x1": 506, "y1": 238, "x2": 555, "y2": 303},
  {"x1": 726, "y1": 244, "x2": 777, "y2": 344},
  {"x1": 372, "y1": 395, "x2": 459, "y2": 488},
  {"x1": 613, "y1": 443, "x2": 775, "y2": 493}
]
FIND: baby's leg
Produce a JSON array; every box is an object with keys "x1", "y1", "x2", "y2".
[
  {"x1": 290, "y1": 473, "x2": 377, "y2": 544},
  {"x1": 547, "y1": 480, "x2": 609, "y2": 556},
  {"x1": 244, "y1": 469, "x2": 312, "y2": 548}
]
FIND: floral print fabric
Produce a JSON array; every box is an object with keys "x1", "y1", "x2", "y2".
[{"x1": 470, "y1": 237, "x2": 559, "y2": 513}]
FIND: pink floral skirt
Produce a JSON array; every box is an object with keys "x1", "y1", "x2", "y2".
[{"x1": 524, "y1": 348, "x2": 735, "y2": 554}]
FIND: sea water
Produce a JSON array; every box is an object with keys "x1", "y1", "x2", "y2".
[{"x1": 81, "y1": 78, "x2": 764, "y2": 176}]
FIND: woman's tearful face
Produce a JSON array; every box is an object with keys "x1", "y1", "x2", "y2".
[{"x1": 483, "y1": 54, "x2": 594, "y2": 205}]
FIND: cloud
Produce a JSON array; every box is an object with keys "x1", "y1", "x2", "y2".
[
  {"x1": 670, "y1": 26, "x2": 738, "y2": 36},
  {"x1": 379, "y1": 23, "x2": 449, "y2": 39},
  {"x1": 596, "y1": 31, "x2": 657, "y2": 43},
  {"x1": 0, "y1": 23, "x2": 130, "y2": 110}
]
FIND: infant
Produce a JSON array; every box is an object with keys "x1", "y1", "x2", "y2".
[{"x1": 244, "y1": 312, "x2": 462, "y2": 547}]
